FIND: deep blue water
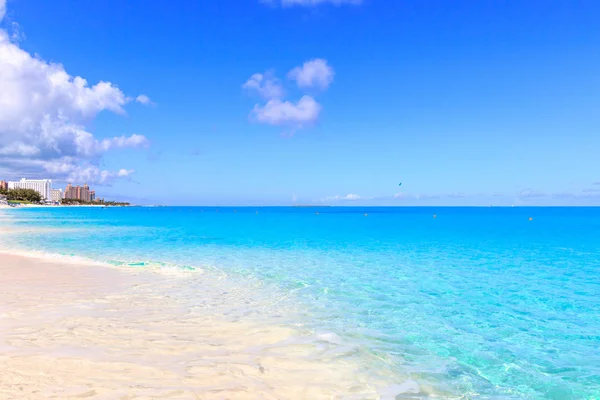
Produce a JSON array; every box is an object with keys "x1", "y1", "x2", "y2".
[{"x1": 2, "y1": 206, "x2": 599, "y2": 399}]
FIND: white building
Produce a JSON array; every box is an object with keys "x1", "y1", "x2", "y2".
[
  {"x1": 50, "y1": 188, "x2": 63, "y2": 203},
  {"x1": 8, "y1": 178, "x2": 52, "y2": 200}
]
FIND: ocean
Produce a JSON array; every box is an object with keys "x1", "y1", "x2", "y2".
[{"x1": 1, "y1": 206, "x2": 599, "y2": 399}]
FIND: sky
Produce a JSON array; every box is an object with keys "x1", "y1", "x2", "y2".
[{"x1": 0, "y1": 0, "x2": 599, "y2": 206}]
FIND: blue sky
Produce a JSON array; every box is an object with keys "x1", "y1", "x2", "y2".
[{"x1": 0, "y1": 0, "x2": 599, "y2": 205}]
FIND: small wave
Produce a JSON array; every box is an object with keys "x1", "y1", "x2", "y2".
[
  {"x1": 105, "y1": 259, "x2": 201, "y2": 274},
  {"x1": 0, "y1": 248, "x2": 203, "y2": 275}
]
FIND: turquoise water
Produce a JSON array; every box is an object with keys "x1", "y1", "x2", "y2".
[{"x1": 1, "y1": 206, "x2": 599, "y2": 399}]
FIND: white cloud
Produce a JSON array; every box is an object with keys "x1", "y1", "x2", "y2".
[
  {"x1": 0, "y1": 11, "x2": 147, "y2": 184},
  {"x1": 243, "y1": 59, "x2": 334, "y2": 132},
  {"x1": 322, "y1": 193, "x2": 365, "y2": 202},
  {"x1": 55, "y1": 164, "x2": 133, "y2": 185},
  {"x1": 0, "y1": 142, "x2": 40, "y2": 156},
  {"x1": 0, "y1": 156, "x2": 135, "y2": 185},
  {"x1": 518, "y1": 190, "x2": 546, "y2": 198},
  {"x1": 291, "y1": 193, "x2": 297, "y2": 202},
  {"x1": 97, "y1": 134, "x2": 149, "y2": 152},
  {"x1": 288, "y1": 59, "x2": 334, "y2": 89},
  {"x1": 251, "y1": 95, "x2": 321, "y2": 127},
  {"x1": 263, "y1": 0, "x2": 362, "y2": 7},
  {"x1": 117, "y1": 168, "x2": 134, "y2": 177},
  {"x1": 242, "y1": 72, "x2": 284, "y2": 99},
  {"x1": 135, "y1": 94, "x2": 154, "y2": 105}
]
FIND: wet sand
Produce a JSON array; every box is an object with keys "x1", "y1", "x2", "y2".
[{"x1": 0, "y1": 254, "x2": 393, "y2": 399}]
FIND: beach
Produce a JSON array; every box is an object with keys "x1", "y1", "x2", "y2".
[
  {"x1": 0, "y1": 252, "x2": 400, "y2": 400},
  {"x1": 1, "y1": 206, "x2": 599, "y2": 399}
]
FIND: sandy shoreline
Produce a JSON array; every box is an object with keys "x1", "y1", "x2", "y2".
[{"x1": 0, "y1": 253, "x2": 404, "y2": 399}]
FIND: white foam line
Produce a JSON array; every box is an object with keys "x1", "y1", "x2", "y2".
[
  {"x1": 0, "y1": 247, "x2": 211, "y2": 279},
  {"x1": 0, "y1": 248, "x2": 108, "y2": 268}
]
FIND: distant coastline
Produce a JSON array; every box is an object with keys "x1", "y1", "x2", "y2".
[{"x1": 2, "y1": 203, "x2": 131, "y2": 208}]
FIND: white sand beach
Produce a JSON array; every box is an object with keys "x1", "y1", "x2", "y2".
[{"x1": 0, "y1": 253, "x2": 399, "y2": 399}]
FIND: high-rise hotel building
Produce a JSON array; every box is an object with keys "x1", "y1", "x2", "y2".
[
  {"x1": 64, "y1": 184, "x2": 93, "y2": 202},
  {"x1": 8, "y1": 178, "x2": 52, "y2": 200}
]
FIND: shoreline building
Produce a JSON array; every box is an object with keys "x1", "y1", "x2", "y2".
[
  {"x1": 0, "y1": 180, "x2": 7, "y2": 190},
  {"x1": 8, "y1": 178, "x2": 52, "y2": 200},
  {"x1": 64, "y1": 184, "x2": 94, "y2": 202},
  {"x1": 50, "y1": 188, "x2": 63, "y2": 204}
]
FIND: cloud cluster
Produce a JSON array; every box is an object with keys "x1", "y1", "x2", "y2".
[
  {"x1": 321, "y1": 192, "x2": 476, "y2": 203},
  {"x1": 41, "y1": 159, "x2": 135, "y2": 184},
  {"x1": 243, "y1": 59, "x2": 334, "y2": 132},
  {"x1": 322, "y1": 193, "x2": 365, "y2": 202},
  {"x1": 0, "y1": 7, "x2": 150, "y2": 185},
  {"x1": 518, "y1": 188, "x2": 600, "y2": 200}
]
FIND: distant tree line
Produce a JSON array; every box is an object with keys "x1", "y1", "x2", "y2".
[
  {"x1": 0, "y1": 188, "x2": 42, "y2": 203},
  {"x1": 0, "y1": 187, "x2": 130, "y2": 206},
  {"x1": 61, "y1": 198, "x2": 130, "y2": 206}
]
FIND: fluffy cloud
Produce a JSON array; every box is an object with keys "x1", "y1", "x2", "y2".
[
  {"x1": 97, "y1": 134, "x2": 149, "y2": 152},
  {"x1": 0, "y1": 0, "x2": 5, "y2": 22},
  {"x1": 243, "y1": 59, "x2": 334, "y2": 132},
  {"x1": 263, "y1": 0, "x2": 362, "y2": 6},
  {"x1": 135, "y1": 94, "x2": 154, "y2": 105},
  {"x1": 117, "y1": 168, "x2": 135, "y2": 177},
  {"x1": 288, "y1": 59, "x2": 334, "y2": 89},
  {"x1": 0, "y1": 11, "x2": 148, "y2": 185},
  {"x1": 251, "y1": 96, "x2": 321, "y2": 126},
  {"x1": 0, "y1": 142, "x2": 39, "y2": 156},
  {"x1": 242, "y1": 72, "x2": 284, "y2": 99},
  {"x1": 0, "y1": 156, "x2": 133, "y2": 185},
  {"x1": 43, "y1": 160, "x2": 134, "y2": 184}
]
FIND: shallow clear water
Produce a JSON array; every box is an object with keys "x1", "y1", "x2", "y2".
[{"x1": 1, "y1": 206, "x2": 599, "y2": 399}]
